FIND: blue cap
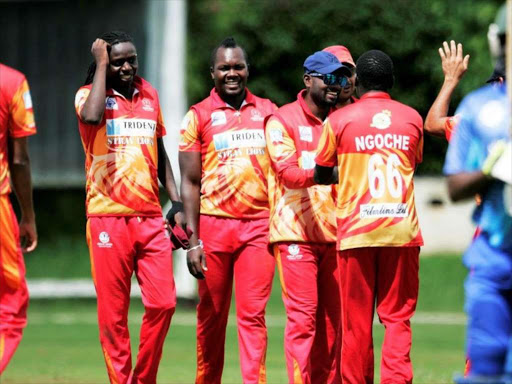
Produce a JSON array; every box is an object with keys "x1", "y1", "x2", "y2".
[{"x1": 304, "y1": 51, "x2": 346, "y2": 75}]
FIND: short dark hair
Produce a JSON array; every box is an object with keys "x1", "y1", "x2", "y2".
[
  {"x1": 356, "y1": 50, "x2": 394, "y2": 91},
  {"x1": 210, "y1": 37, "x2": 249, "y2": 68},
  {"x1": 84, "y1": 31, "x2": 134, "y2": 85}
]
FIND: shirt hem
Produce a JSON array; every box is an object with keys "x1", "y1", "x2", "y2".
[
  {"x1": 86, "y1": 213, "x2": 163, "y2": 218},
  {"x1": 337, "y1": 241, "x2": 424, "y2": 252}
]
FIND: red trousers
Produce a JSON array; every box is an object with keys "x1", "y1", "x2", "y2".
[
  {"x1": 196, "y1": 215, "x2": 275, "y2": 384},
  {"x1": 274, "y1": 242, "x2": 340, "y2": 384},
  {"x1": 87, "y1": 216, "x2": 176, "y2": 384},
  {"x1": 0, "y1": 194, "x2": 28, "y2": 375},
  {"x1": 338, "y1": 247, "x2": 419, "y2": 384}
]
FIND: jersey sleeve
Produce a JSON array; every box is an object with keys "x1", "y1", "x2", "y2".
[
  {"x1": 415, "y1": 115, "x2": 424, "y2": 164},
  {"x1": 315, "y1": 118, "x2": 337, "y2": 167},
  {"x1": 74, "y1": 88, "x2": 91, "y2": 120},
  {"x1": 156, "y1": 108, "x2": 166, "y2": 138},
  {"x1": 9, "y1": 78, "x2": 36, "y2": 138},
  {"x1": 444, "y1": 114, "x2": 460, "y2": 142},
  {"x1": 178, "y1": 109, "x2": 201, "y2": 152},
  {"x1": 265, "y1": 116, "x2": 315, "y2": 189}
]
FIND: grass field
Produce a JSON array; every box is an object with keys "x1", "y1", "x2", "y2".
[{"x1": 2, "y1": 246, "x2": 468, "y2": 383}]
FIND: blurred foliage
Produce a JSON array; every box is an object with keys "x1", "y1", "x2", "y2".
[{"x1": 187, "y1": 0, "x2": 503, "y2": 174}]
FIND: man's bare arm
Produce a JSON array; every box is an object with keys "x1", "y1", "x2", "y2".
[{"x1": 8, "y1": 137, "x2": 37, "y2": 252}]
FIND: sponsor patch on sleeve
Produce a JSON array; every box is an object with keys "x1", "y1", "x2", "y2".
[{"x1": 23, "y1": 91, "x2": 33, "y2": 109}]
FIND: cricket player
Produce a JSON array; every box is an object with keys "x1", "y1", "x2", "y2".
[
  {"x1": 315, "y1": 50, "x2": 424, "y2": 384},
  {"x1": 179, "y1": 37, "x2": 277, "y2": 384},
  {"x1": 0, "y1": 63, "x2": 37, "y2": 375},
  {"x1": 445, "y1": 4, "x2": 512, "y2": 382},
  {"x1": 75, "y1": 31, "x2": 184, "y2": 384},
  {"x1": 322, "y1": 45, "x2": 358, "y2": 108},
  {"x1": 265, "y1": 50, "x2": 351, "y2": 384}
]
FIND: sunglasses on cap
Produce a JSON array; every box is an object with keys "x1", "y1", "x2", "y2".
[{"x1": 309, "y1": 73, "x2": 349, "y2": 87}]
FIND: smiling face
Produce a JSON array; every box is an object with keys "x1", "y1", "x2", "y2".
[
  {"x1": 304, "y1": 73, "x2": 341, "y2": 108},
  {"x1": 107, "y1": 42, "x2": 138, "y2": 95},
  {"x1": 211, "y1": 46, "x2": 248, "y2": 104}
]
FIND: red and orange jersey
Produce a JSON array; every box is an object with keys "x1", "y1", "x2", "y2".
[
  {"x1": 444, "y1": 114, "x2": 460, "y2": 142},
  {"x1": 0, "y1": 64, "x2": 37, "y2": 195},
  {"x1": 316, "y1": 91, "x2": 424, "y2": 251},
  {"x1": 75, "y1": 76, "x2": 165, "y2": 217},
  {"x1": 179, "y1": 88, "x2": 276, "y2": 219},
  {"x1": 266, "y1": 91, "x2": 336, "y2": 244}
]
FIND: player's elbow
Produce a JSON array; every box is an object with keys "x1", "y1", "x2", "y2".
[
  {"x1": 80, "y1": 110, "x2": 103, "y2": 125},
  {"x1": 424, "y1": 118, "x2": 445, "y2": 138}
]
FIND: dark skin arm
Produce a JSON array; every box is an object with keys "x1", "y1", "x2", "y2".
[
  {"x1": 314, "y1": 164, "x2": 337, "y2": 185},
  {"x1": 8, "y1": 137, "x2": 37, "y2": 252},
  {"x1": 80, "y1": 39, "x2": 109, "y2": 125},
  {"x1": 425, "y1": 41, "x2": 469, "y2": 137},
  {"x1": 179, "y1": 151, "x2": 207, "y2": 279},
  {"x1": 447, "y1": 171, "x2": 492, "y2": 202},
  {"x1": 157, "y1": 138, "x2": 184, "y2": 227}
]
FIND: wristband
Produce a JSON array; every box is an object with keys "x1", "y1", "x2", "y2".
[{"x1": 186, "y1": 239, "x2": 203, "y2": 253}]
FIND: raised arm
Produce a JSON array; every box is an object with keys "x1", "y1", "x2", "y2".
[
  {"x1": 425, "y1": 41, "x2": 469, "y2": 138},
  {"x1": 80, "y1": 39, "x2": 110, "y2": 124},
  {"x1": 8, "y1": 137, "x2": 37, "y2": 252}
]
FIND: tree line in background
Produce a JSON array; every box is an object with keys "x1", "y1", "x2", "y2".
[{"x1": 186, "y1": 0, "x2": 503, "y2": 174}]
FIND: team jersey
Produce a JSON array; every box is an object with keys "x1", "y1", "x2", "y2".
[
  {"x1": 316, "y1": 91, "x2": 424, "y2": 251},
  {"x1": 75, "y1": 76, "x2": 165, "y2": 217},
  {"x1": 444, "y1": 82, "x2": 511, "y2": 251},
  {"x1": 0, "y1": 64, "x2": 36, "y2": 195},
  {"x1": 179, "y1": 88, "x2": 276, "y2": 219},
  {"x1": 265, "y1": 90, "x2": 336, "y2": 243}
]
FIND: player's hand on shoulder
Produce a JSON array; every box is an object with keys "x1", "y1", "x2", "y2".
[{"x1": 439, "y1": 40, "x2": 470, "y2": 83}]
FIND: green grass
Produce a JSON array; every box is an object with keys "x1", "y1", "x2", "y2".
[{"x1": 3, "y1": 254, "x2": 468, "y2": 383}]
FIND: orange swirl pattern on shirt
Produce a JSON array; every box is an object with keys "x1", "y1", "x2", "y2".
[
  {"x1": 265, "y1": 98, "x2": 336, "y2": 244},
  {"x1": 316, "y1": 92, "x2": 424, "y2": 251},
  {"x1": 179, "y1": 88, "x2": 276, "y2": 219},
  {"x1": 0, "y1": 64, "x2": 36, "y2": 195},
  {"x1": 75, "y1": 78, "x2": 164, "y2": 216}
]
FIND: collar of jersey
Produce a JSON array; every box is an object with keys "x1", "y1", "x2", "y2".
[
  {"x1": 297, "y1": 89, "x2": 323, "y2": 124},
  {"x1": 209, "y1": 87, "x2": 255, "y2": 110},
  {"x1": 106, "y1": 76, "x2": 142, "y2": 99},
  {"x1": 359, "y1": 91, "x2": 391, "y2": 101}
]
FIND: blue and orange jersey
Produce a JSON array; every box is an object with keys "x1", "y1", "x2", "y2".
[
  {"x1": 444, "y1": 82, "x2": 511, "y2": 251},
  {"x1": 0, "y1": 64, "x2": 37, "y2": 195},
  {"x1": 316, "y1": 91, "x2": 424, "y2": 251},
  {"x1": 179, "y1": 88, "x2": 277, "y2": 219},
  {"x1": 75, "y1": 76, "x2": 165, "y2": 217},
  {"x1": 265, "y1": 90, "x2": 337, "y2": 243}
]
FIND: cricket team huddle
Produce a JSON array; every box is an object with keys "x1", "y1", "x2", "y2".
[{"x1": 0, "y1": 5, "x2": 511, "y2": 383}]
